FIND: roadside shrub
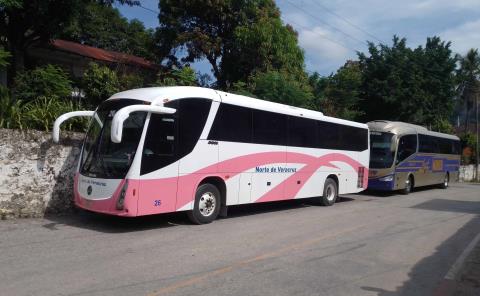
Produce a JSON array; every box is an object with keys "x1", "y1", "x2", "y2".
[
  {"x1": 13, "y1": 65, "x2": 72, "y2": 103},
  {"x1": 0, "y1": 47, "x2": 11, "y2": 68},
  {"x1": 0, "y1": 86, "x2": 23, "y2": 129},
  {"x1": 82, "y1": 62, "x2": 119, "y2": 105},
  {"x1": 461, "y1": 132, "x2": 477, "y2": 165},
  {"x1": 1, "y1": 87, "x2": 88, "y2": 132},
  {"x1": 119, "y1": 73, "x2": 145, "y2": 91},
  {"x1": 23, "y1": 96, "x2": 88, "y2": 132}
]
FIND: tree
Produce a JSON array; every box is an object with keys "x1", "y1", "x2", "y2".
[
  {"x1": 358, "y1": 36, "x2": 456, "y2": 131},
  {"x1": 81, "y1": 62, "x2": 119, "y2": 105},
  {"x1": 154, "y1": 66, "x2": 198, "y2": 86},
  {"x1": 157, "y1": 0, "x2": 306, "y2": 89},
  {"x1": 0, "y1": 0, "x2": 139, "y2": 85},
  {"x1": 456, "y1": 49, "x2": 480, "y2": 134},
  {"x1": 310, "y1": 61, "x2": 363, "y2": 120},
  {"x1": 59, "y1": 2, "x2": 156, "y2": 61},
  {"x1": 248, "y1": 70, "x2": 313, "y2": 108}
]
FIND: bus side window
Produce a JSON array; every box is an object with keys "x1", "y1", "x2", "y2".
[{"x1": 397, "y1": 135, "x2": 417, "y2": 164}]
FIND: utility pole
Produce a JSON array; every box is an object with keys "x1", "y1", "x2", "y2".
[{"x1": 476, "y1": 90, "x2": 479, "y2": 182}]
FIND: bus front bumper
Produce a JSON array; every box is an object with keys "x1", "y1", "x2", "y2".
[{"x1": 367, "y1": 177, "x2": 395, "y2": 191}]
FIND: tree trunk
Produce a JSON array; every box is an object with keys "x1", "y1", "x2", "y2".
[{"x1": 7, "y1": 46, "x2": 25, "y2": 88}]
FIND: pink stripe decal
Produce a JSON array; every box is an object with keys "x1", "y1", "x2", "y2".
[
  {"x1": 256, "y1": 153, "x2": 364, "y2": 203},
  {"x1": 138, "y1": 152, "x2": 366, "y2": 213}
]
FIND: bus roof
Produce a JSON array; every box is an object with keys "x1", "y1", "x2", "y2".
[
  {"x1": 367, "y1": 120, "x2": 459, "y2": 140},
  {"x1": 108, "y1": 86, "x2": 367, "y2": 129}
]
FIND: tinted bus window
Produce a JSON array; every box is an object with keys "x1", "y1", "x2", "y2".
[
  {"x1": 397, "y1": 134, "x2": 417, "y2": 163},
  {"x1": 252, "y1": 109, "x2": 286, "y2": 145},
  {"x1": 141, "y1": 98, "x2": 211, "y2": 175},
  {"x1": 288, "y1": 116, "x2": 317, "y2": 148},
  {"x1": 419, "y1": 134, "x2": 459, "y2": 154},
  {"x1": 208, "y1": 103, "x2": 252, "y2": 143},
  {"x1": 318, "y1": 121, "x2": 368, "y2": 151}
]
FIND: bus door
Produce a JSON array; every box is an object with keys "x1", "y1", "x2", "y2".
[
  {"x1": 395, "y1": 134, "x2": 418, "y2": 187},
  {"x1": 139, "y1": 112, "x2": 179, "y2": 214}
]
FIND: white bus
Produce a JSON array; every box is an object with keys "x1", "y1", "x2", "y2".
[{"x1": 53, "y1": 87, "x2": 369, "y2": 224}]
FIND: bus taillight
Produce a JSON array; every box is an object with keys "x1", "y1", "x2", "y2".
[{"x1": 357, "y1": 167, "x2": 365, "y2": 188}]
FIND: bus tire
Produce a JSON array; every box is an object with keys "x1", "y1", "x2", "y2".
[
  {"x1": 440, "y1": 173, "x2": 449, "y2": 189},
  {"x1": 320, "y1": 178, "x2": 338, "y2": 206},
  {"x1": 400, "y1": 175, "x2": 414, "y2": 195},
  {"x1": 187, "y1": 183, "x2": 221, "y2": 224}
]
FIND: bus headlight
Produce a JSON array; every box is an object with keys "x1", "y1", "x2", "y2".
[
  {"x1": 379, "y1": 175, "x2": 394, "y2": 182},
  {"x1": 116, "y1": 180, "x2": 128, "y2": 210}
]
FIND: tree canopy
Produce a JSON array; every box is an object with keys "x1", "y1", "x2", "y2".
[
  {"x1": 156, "y1": 0, "x2": 306, "y2": 89},
  {"x1": 0, "y1": 0, "x2": 140, "y2": 85},
  {"x1": 358, "y1": 36, "x2": 456, "y2": 131},
  {"x1": 59, "y1": 2, "x2": 156, "y2": 61}
]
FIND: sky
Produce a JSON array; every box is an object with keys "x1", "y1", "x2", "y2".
[{"x1": 116, "y1": 0, "x2": 480, "y2": 77}]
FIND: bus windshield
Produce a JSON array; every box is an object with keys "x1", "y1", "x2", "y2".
[
  {"x1": 369, "y1": 132, "x2": 395, "y2": 169},
  {"x1": 80, "y1": 99, "x2": 147, "y2": 179}
]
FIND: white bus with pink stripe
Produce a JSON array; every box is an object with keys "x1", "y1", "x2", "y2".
[{"x1": 53, "y1": 87, "x2": 369, "y2": 224}]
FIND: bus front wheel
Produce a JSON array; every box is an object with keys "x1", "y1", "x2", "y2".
[
  {"x1": 188, "y1": 183, "x2": 221, "y2": 224},
  {"x1": 400, "y1": 176, "x2": 413, "y2": 195},
  {"x1": 320, "y1": 178, "x2": 338, "y2": 206}
]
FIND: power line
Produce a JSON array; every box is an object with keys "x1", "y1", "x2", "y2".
[
  {"x1": 283, "y1": 0, "x2": 368, "y2": 47},
  {"x1": 308, "y1": 0, "x2": 384, "y2": 44},
  {"x1": 283, "y1": 17, "x2": 360, "y2": 54},
  {"x1": 138, "y1": 3, "x2": 159, "y2": 15}
]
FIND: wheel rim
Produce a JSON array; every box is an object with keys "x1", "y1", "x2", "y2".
[
  {"x1": 406, "y1": 178, "x2": 411, "y2": 192},
  {"x1": 326, "y1": 184, "x2": 336, "y2": 201},
  {"x1": 199, "y1": 192, "x2": 216, "y2": 217}
]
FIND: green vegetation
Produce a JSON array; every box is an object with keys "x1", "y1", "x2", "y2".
[
  {"x1": 60, "y1": 2, "x2": 156, "y2": 61},
  {"x1": 1, "y1": 64, "x2": 88, "y2": 131},
  {"x1": 0, "y1": 0, "x2": 479, "y2": 155},
  {"x1": 357, "y1": 36, "x2": 456, "y2": 132},
  {"x1": 81, "y1": 62, "x2": 120, "y2": 106},
  {"x1": 154, "y1": 67, "x2": 198, "y2": 87},
  {"x1": 12, "y1": 65, "x2": 72, "y2": 103},
  {"x1": 156, "y1": 0, "x2": 306, "y2": 88}
]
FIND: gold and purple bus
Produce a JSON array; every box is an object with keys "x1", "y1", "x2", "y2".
[{"x1": 367, "y1": 121, "x2": 460, "y2": 194}]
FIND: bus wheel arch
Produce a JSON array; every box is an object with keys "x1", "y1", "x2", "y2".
[{"x1": 319, "y1": 175, "x2": 339, "y2": 206}]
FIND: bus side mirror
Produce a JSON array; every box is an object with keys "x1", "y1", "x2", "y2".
[
  {"x1": 52, "y1": 111, "x2": 95, "y2": 143},
  {"x1": 111, "y1": 105, "x2": 176, "y2": 143}
]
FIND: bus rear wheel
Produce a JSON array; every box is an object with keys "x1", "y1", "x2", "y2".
[
  {"x1": 188, "y1": 183, "x2": 221, "y2": 224},
  {"x1": 319, "y1": 178, "x2": 338, "y2": 206},
  {"x1": 400, "y1": 176, "x2": 413, "y2": 195},
  {"x1": 440, "y1": 173, "x2": 449, "y2": 189}
]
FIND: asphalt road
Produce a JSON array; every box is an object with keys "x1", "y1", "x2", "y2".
[{"x1": 1, "y1": 183, "x2": 479, "y2": 296}]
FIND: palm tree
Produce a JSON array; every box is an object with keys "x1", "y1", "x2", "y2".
[{"x1": 457, "y1": 49, "x2": 480, "y2": 134}]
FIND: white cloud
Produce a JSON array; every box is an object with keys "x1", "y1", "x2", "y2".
[
  {"x1": 439, "y1": 19, "x2": 480, "y2": 54},
  {"x1": 297, "y1": 26, "x2": 355, "y2": 73}
]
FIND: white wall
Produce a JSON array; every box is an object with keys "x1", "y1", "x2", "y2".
[
  {"x1": 459, "y1": 165, "x2": 480, "y2": 182},
  {"x1": 0, "y1": 129, "x2": 82, "y2": 219}
]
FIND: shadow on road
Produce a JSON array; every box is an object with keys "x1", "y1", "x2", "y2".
[
  {"x1": 361, "y1": 214, "x2": 480, "y2": 295},
  {"x1": 42, "y1": 196, "x2": 356, "y2": 233},
  {"x1": 411, "y1": 199, "x2": 480, "y2": 215}
]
